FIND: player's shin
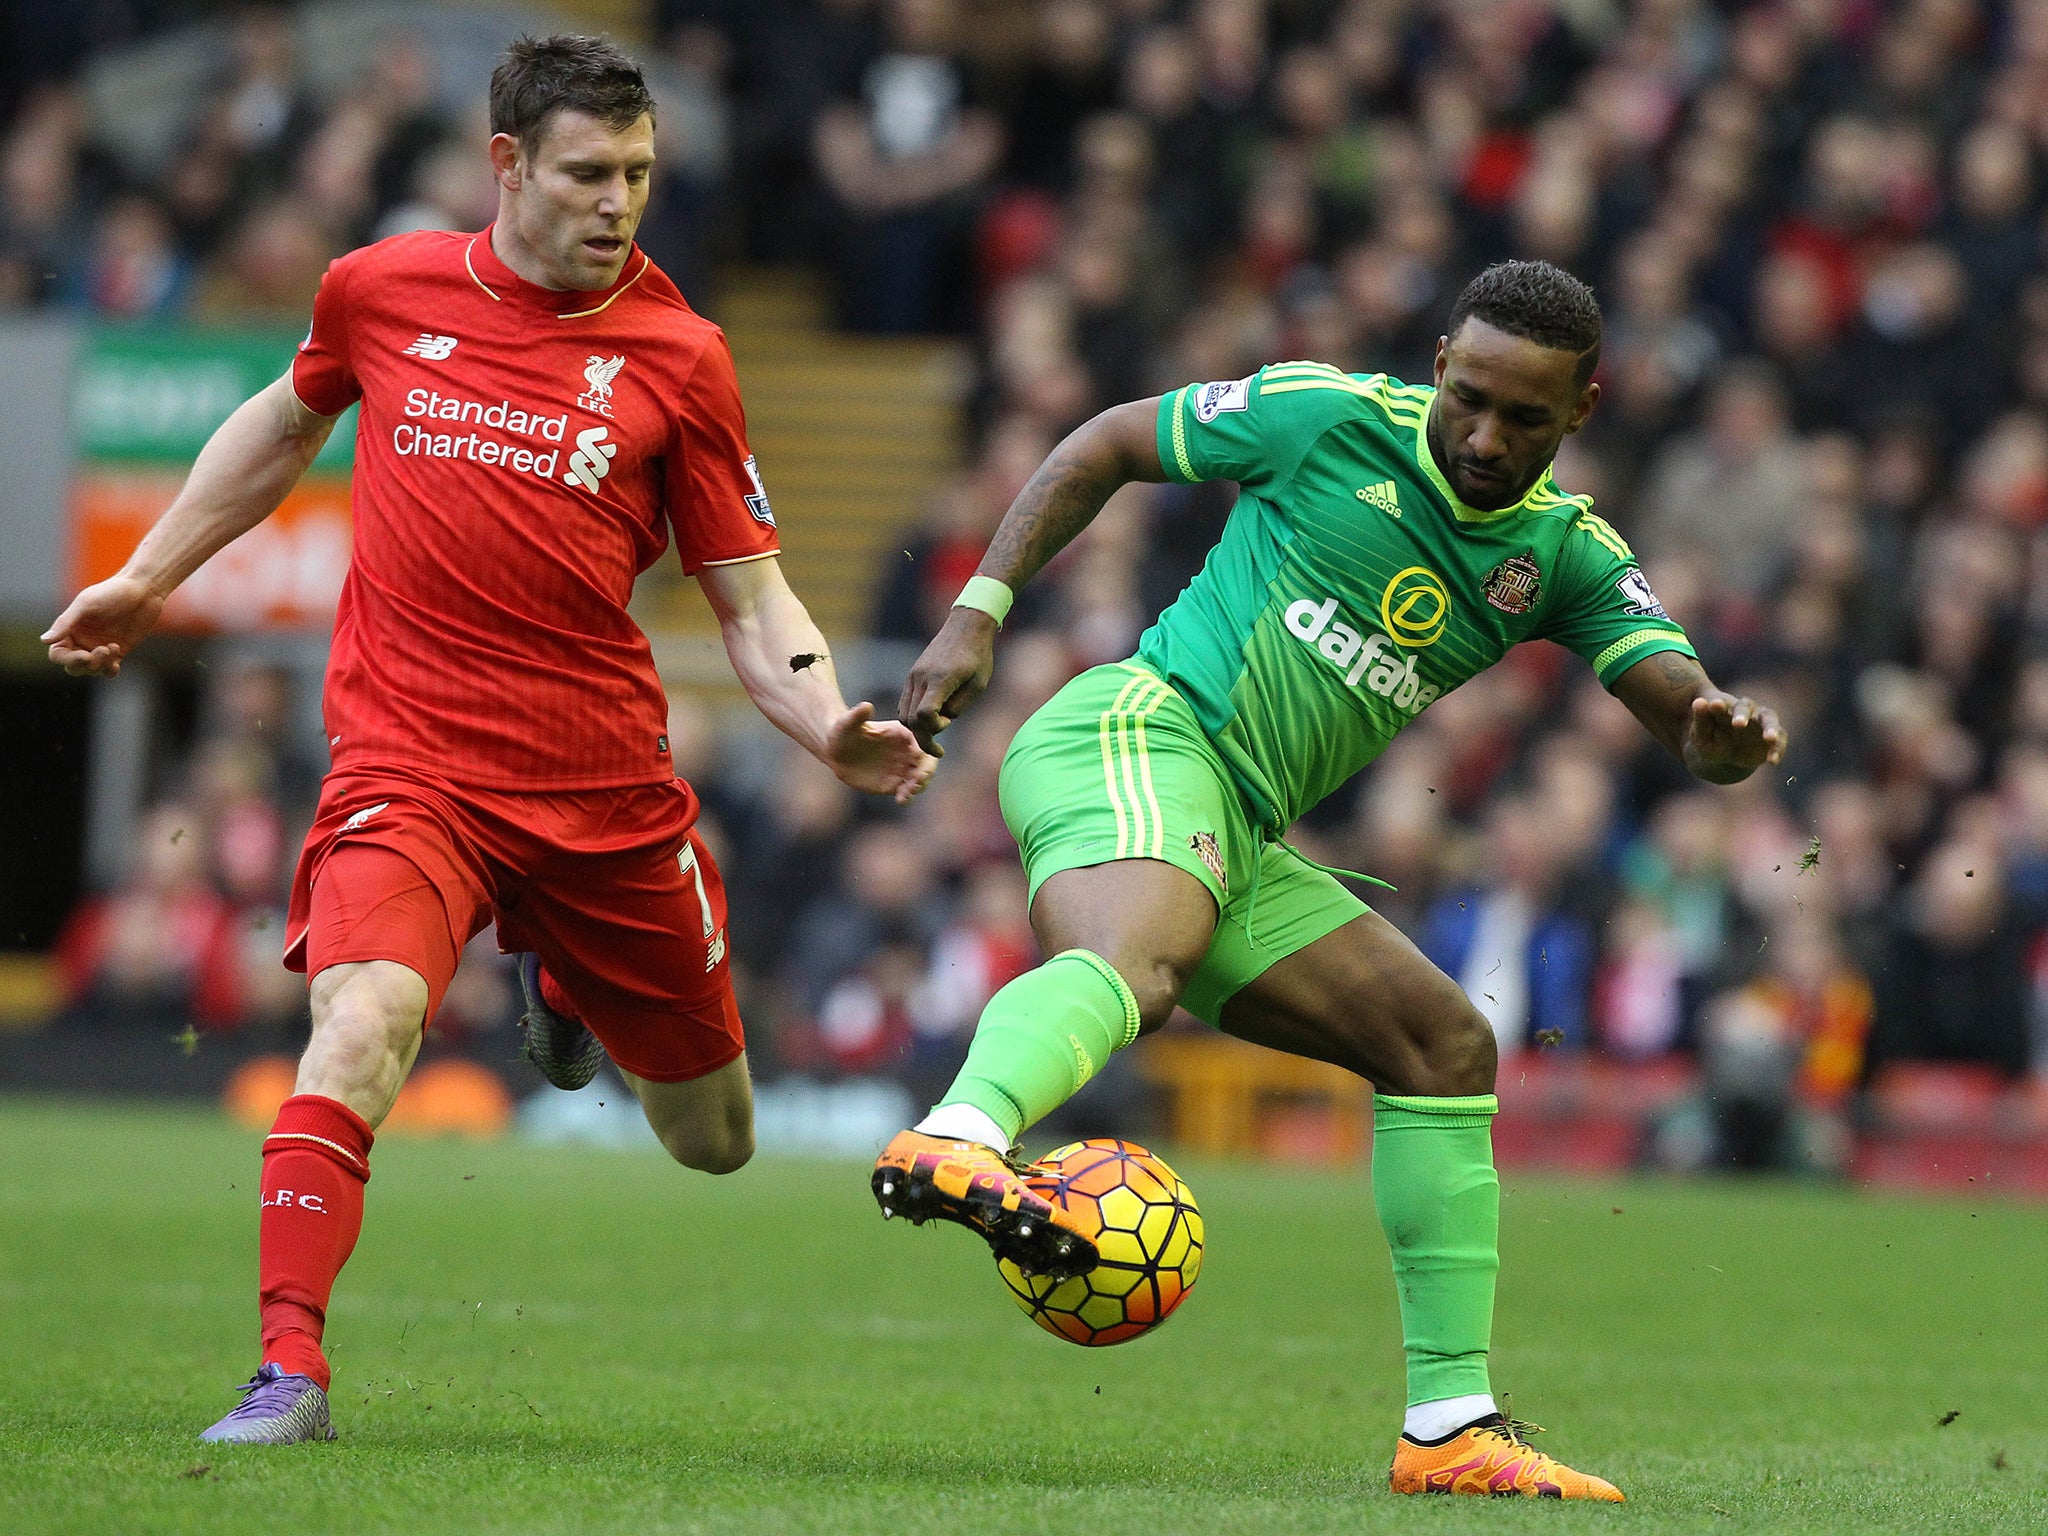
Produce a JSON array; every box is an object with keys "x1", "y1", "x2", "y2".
[
  {"x1": 1371, "y1": 1093, "x2": 1501, "y2": 1428},
  {"x1": 918, "y1": 949, "x2": 1143, "y2": 1150},
  {"x1": 257, "y1": 1094, "x2": 373, "y2": 1391}
]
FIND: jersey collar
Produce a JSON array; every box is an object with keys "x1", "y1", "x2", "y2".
[
  {"x1": 1408, "y1": 398, "x2": 1556, "y2": 524},
  {"x1": 466, "y1": 224, "x2": 651, "y2": 319}
]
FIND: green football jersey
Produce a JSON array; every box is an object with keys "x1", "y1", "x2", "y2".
[{"x1": 1139, "y1": 360, "x2": 1695, "y2": 834}]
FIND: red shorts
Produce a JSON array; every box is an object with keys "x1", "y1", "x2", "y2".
[{"x1": 285, "y1": 766, "x2": 742, "y2": 1082}]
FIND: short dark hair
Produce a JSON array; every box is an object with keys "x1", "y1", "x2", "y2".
[
  {"x1": 1446, "y1": 260, "x2": 1603, "y2": 386},
  {"x1": 490, "y1": 34, "x2": 655, "y2": 154}
]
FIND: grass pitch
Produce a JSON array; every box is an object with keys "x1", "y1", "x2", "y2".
[{"x1": 2, "y1": 1097, "x2": 2044, "y2": 1535}]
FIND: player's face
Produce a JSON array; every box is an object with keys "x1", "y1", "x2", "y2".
[
  {"x1": 491, "y1": 109, "x2": 656, "y2": 290},
  {"x1": 1428, "y1": 318, "x2": 1599, "y2": 510}
]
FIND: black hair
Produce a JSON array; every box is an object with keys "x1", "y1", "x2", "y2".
[
  {"x1": 1445, "y1": 260, "x2": 1603, "y2": 386},
  {"x1": 490, "y1": 34, "x2": 654, "y2": 154}
]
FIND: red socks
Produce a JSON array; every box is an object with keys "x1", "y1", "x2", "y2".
[
  {"x1": 538, "y1": 965, "x2": 581, "y2": 1021},
  {"x1": 258, "y1": 1094, "x2": 373, "y2": 1391}
]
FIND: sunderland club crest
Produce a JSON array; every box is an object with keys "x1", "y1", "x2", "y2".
[
  {"x1": 578, "y1": 353, "x2": 626, "y2": 416},
  {"x1": 1483, "y1": 551, "x2": 1542, "y2": 614}
]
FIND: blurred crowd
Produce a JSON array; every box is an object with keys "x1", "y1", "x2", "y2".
[{"x1": 20, "y1": 0, "x2": 2048, "y2": 1166}]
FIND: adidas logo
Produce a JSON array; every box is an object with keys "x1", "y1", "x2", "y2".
[{"x1": 1357, "y1": 480, "x2": 1402, "y2": 516}]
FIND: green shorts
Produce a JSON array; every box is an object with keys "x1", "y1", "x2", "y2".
[{"x1": 996, "y1": 661, "x2": 1369, "y2": 1024}]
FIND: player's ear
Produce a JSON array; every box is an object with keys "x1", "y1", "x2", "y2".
[
  {"x1": 1432, "y1": 336, "x2": 1449, "y2": 385},
  {"x1": 488, "y1": 132, "x2": 524, "y2": 190},
  {"x1": 1565, "y1": 379, "x2": 1600, "y2": 434}
]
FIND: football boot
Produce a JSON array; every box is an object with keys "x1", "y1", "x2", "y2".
[
  {"x1": 517, "y1": 952, "x2": 607, "y2": 1091},
  {"x1": 199, "y1": 1363, "x2": 337, "y2": 1445},
  {"x1": 871, "y1": 1130, "x2": 1098, "y2": 1280},
  {"x1": 1389, "y1": 1413, "x2": 1624, "y2": 1501}
]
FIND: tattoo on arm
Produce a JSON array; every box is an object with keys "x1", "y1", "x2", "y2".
[
  {"x1": 978, "y1": 447, "x2": 1123, "y2": 590},
  {"x1": 1651, "y1": 651, "x2": 1700, "y2": 689},
  {"x1": 1615, "y1": 649, "x2": 1708, "y2": 759}
]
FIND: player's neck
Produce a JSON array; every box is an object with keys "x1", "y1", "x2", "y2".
[{"x1": 488, "y1": 217, "x2": 574, "y2": 292}]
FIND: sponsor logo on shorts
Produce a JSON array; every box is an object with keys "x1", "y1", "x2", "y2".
[
  {"x1": 1483, "y1": 551, "x2": 1543, "y2": 615},
  {"x1": 1194, "y1": 377, "x2": 1251, "y2": 422},
  {"x1": 1189, "y1": 831, "x2": 1227, "y2": 891},
  {"x1": 341, "y1": 801, "x2": 390, "y2": 832}
]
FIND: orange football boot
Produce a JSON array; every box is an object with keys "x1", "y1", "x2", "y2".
[
  {"x1": 1390, "y1": 1414, "x2": 1625, "y2": 1502},
  {"x1": 871, "y1": 1130, "x2": 1099, "y2": 1280}
]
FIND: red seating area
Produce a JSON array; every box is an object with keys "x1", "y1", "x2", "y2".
[{"x1": 1136, "y1": 1033, "x2": 2048, "y2": 1192}]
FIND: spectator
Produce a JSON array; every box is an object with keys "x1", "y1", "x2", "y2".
[
  {"x1": 1634, "y1": 360, "x2": 1810, "y2": 605},
  {"x1": 812, "y1": 0, "x2": 1004, "y2": 332},
  {"x1": 1872, "y1": 810, "x2": 2031, "y2": 1078},
  {"x1": 52, "y1": 801, "x2": 241, "y2": 1036},
  {"x1": 1418, "y1": 794, "x2": 1596, "y2": 1056}
]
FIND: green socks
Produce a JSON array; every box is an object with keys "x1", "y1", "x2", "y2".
[
  {"x1": 933, "y1": 949, "x2": 1142, "y2": 1144},
  {"x1": 1372, "y1": 1092, "x2": 1501, "y2": 1406},
  {"x1": 933, "y1": 965, "x2": 1499, "y2": 1410}
]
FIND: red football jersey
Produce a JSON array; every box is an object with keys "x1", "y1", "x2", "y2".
[{"x1": 291, "y1": 227, "x2": 780, "y2": 789}]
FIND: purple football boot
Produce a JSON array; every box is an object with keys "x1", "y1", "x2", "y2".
[{"x1": 199, "y1": 1363, "x2": 337, "y2": 1444}]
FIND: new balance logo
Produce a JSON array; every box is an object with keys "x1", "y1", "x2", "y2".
[
  {"x1": 402, "y1": 333, "x2": 459, "y2": 360},
  {"x1": 342, "y1": 801, "x2": 390, "y2": 832},
  {"x1": 563, "y1": 426, "x2": 618, "y2": 491},
  {"x1": 1357, "y1": 480, "x2": 1402, "y2": 517}
]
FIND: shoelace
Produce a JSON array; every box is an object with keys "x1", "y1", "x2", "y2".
[
  {"x1": 221, "y1": 1386, "x2": 283, "y2": 1417},
  {"x1": 1481, "y1": 1415, "x2": 1551, "y2": 1454},
  {"x1": 219, "y1": 1367, "x2": 303, "y2": 1418}
]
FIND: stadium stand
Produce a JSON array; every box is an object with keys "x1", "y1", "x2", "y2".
[{"x1": 8, "y1": 0, "x2": 2048, "y2": 1182}]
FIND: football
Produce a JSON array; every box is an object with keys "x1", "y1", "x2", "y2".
[{"x1": 995, "y1": 1138, "x2": 1204, "y2": 1347}]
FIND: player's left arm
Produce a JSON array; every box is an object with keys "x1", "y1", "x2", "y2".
[
  {"x1": 1611, "y1": 649, "x2": 1787, "y2": 784},
  {"x1": 699, "y1": 555, "x2": 935, "y2": 804}
]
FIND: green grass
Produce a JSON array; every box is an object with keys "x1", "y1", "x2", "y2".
[{"x1": 2, "y1": 1098, "x2": 2044, "y2": 1535}]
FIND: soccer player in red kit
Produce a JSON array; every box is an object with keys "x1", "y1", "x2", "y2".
[{"x1": 43, "y1": 35, "x2": 934, "y2": 1445}]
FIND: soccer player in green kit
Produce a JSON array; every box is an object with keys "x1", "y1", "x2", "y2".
[{"x1": 873, "y1": 261, "x2": 1784, "y2": 1500}]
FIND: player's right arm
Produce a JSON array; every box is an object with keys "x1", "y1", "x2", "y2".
[
  {"x1": 899, "y1": 396, "x2": 1165, "y2": 753},
  {"x1": 43, "y1": 376, "x2": 340, "y2": 676}
]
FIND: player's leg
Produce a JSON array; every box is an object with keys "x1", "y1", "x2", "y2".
[
  {"x1": 876, "y1": 665, "x2": 1230, "y2": 1275},
  {"x1": 619, "y1": 1051, "x2": 754, "y2": 1173},
  {"x1": 208, "y1": 789, "x2": 486, "y2": 1445},
  {"x1": 1215, "y1": 903, "x2": 1621, "y2": 1501},
  {"x1": 504, "y1": 807, "x2": 754, "y2": 1174},
  {"x1": 921, "y1": 857, "x2": 1216, "y2": 1147},
  {"x1": 875, "y1": 857, "x2": 1215, "y2": 1274}
]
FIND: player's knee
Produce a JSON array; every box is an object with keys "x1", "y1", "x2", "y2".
[
  {"x1": 662, "y1": 1120, "x2": 753, "y2": 1175},
  {"x1": 650, "y1": 1094, "x2": 754, "y2": 1174},
  {"x1": 1414, "y1": 1001, "x2": 1498, "y2": 1097},
  {"x1": 301, "y1": 964, "x2": 427, "y2": 1116},
  {"x1": 1112, "y1": 948, "x2": 1204, "y2": 1036}
]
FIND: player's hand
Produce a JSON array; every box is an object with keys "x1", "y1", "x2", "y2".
[
  {"x1": 1685, "y1": 691, "x2": 1786, "y2": 779},
  {"x1": 42, "y1": 575, "x2": 166, "y2": 677},
  {"x1": 898, "y1": 607, "x2": 998, "y2": 757},
  {"x1": 823, "y1": 701, "x2": 938, "y2": 804}
]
